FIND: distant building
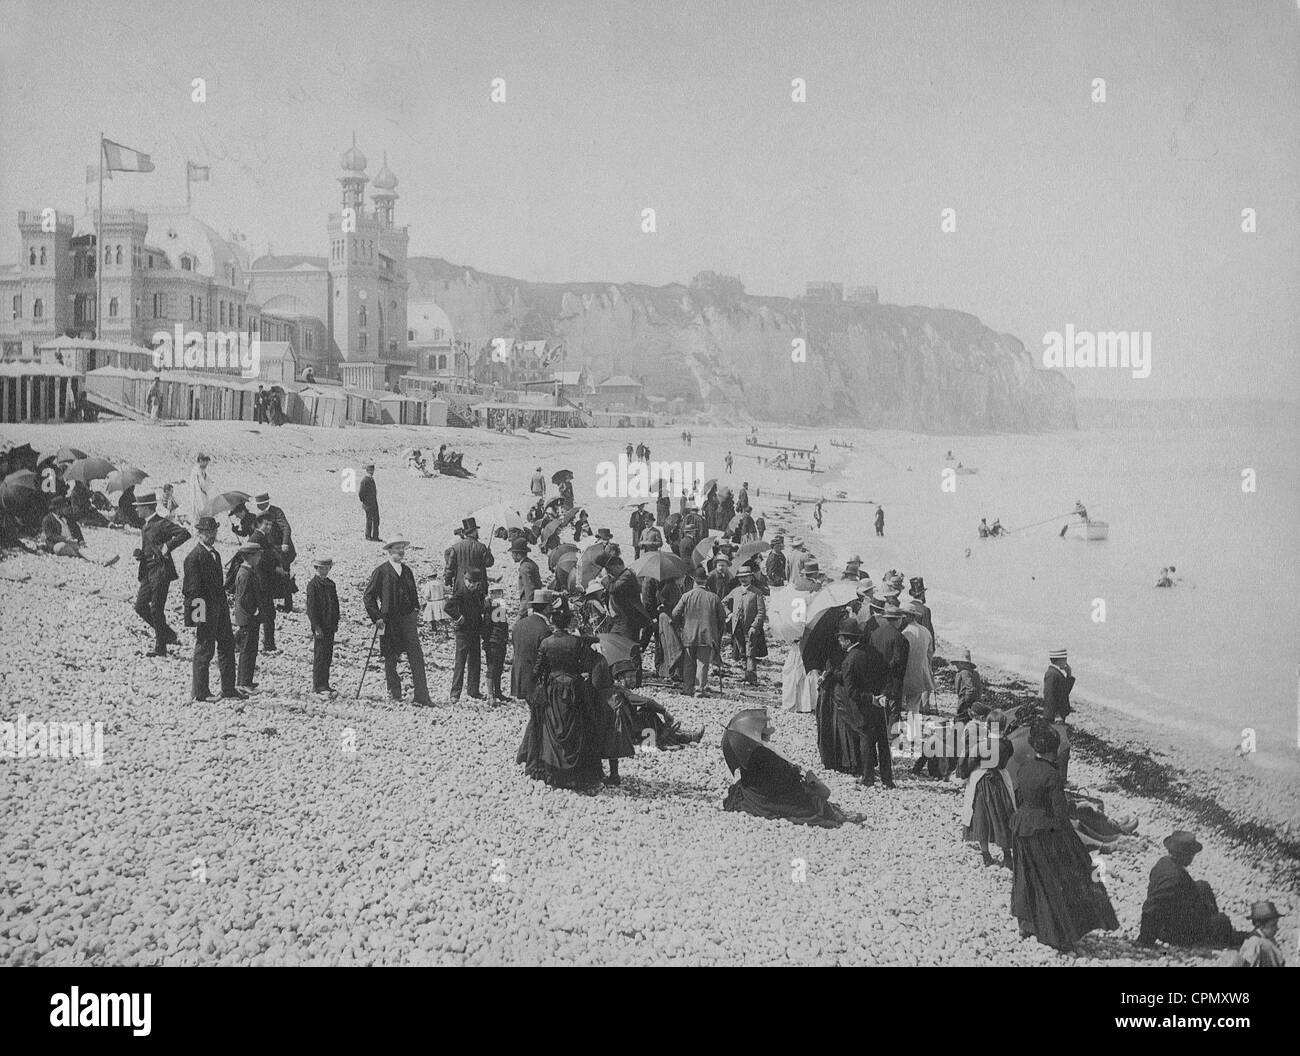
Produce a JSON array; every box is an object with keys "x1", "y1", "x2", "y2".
[
  {"x1": 256, "y1": 341, "x2": 297, "y2": 384},
  {"x1": 592, "y1": 374, "x2": 644, "y2": 411},
  {"x1": 804, "y1": 281, "x2": 843, "y2": 303},
  {"x1": 846, "y1": 285, "x2": 879, "y2": 305}
]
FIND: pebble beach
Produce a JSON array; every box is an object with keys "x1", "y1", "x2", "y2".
[{"x1": 1, "y1": 420, "x2": 1295, "y2": 966}]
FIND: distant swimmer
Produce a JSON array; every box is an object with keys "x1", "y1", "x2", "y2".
[{"x1": 1156, "y1": 567, "x2": 1173, "y2": 587}]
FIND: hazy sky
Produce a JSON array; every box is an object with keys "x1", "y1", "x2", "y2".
[{"x1": 2, "y1": 0, "x2": 1296, "y2": 399}]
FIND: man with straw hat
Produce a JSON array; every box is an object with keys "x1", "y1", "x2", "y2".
[
  {"x1": 363, "y1": 540, "x2": 434, "y2": 708},
  {"x1": 306, "y1": 555, "x2": 340, "y2": 695},
  {"x1": 1043, "y1": 646, "x2": 1075, "y2": 782},
  {"x1": 1233, "y1": 901, "x2": 1286, "y2": 967},
  {"x1": 133, "y1": 489, "x2": 191, "y2": 657}
]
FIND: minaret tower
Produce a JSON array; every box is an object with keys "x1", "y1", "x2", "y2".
[
  {"x1": 372, "y1": 153, "x2": 398, "y2": 228},
  {"x1": 327, "y1": 134, "x2": 380, "y2": 371}
]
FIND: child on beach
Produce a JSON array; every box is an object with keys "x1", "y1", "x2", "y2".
[{"x1": 961, "y1": 731, "x2": 1016, "y2": 868}]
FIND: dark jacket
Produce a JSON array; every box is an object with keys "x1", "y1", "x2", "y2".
[
  {"x1": 606, "y1": 566, "x2": 652, "y2": 639},
  {"x1": 515, "y1": 556, "x2": 542, "y2": 614},
  {"x1": 764, "y1": 550, "x2": 788, "y2": 586},
  {"x1": 41, "y1": 511, "x2": 84, "y2": 550},
  {"x1": 257, "y1": 504, "x2": 296, "y2": 563},
  {"x1": 363, "y1": 560, "x2": 420, "y2": 623},
  {"x1": 232, "y1": 562, "x2": 261, "y2": 628},
  {"x1": 867, "y1": 617, "x2": 909, "y2": 699},
  {"x1": 511, "y1": 612, "x2": 551, "y2": 700},
  {"x1": 138, "y1": 515, "x2": 191, "y2": 584},
  {"x1": 305, "y1": 575, "x2": 340, "y2": 636},
  {"x1": 1043, "y1": 663, "x2": 1075, "y2": 723},
  {"x1": 358, "y1": 474, "x2": 378, "y2": 508},
  {"x1": 1138, "y1": 856, "x2": 1217, "y2": 946},
  {"x1": 444, "y1": 583, "x2": 487, "y2": 634},
  {"x1": 182, "y1": 543, "x2": 228, "y2": 629},
  {"x1": 444, "y1": 535, "x2": 494, "y2": 590}
]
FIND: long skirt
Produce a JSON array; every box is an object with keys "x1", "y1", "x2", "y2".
[
  {"x1": 591, "y1": 690, "x2": 637, "y2": 760},
  {"x1": 521, "y1": 673, "x2": 602, "y2": 789},
  {"x1": 963, "y1": 771, "x2": 1014, "y2": 848},
  {"x1": 816, "y1": 684, "x2": 862, "y2": 774},
  {"x1": 722, "y1": 781, "x2": 846, "y2": 828},
  {"x1": 1011, "y1": 824, "x2": 1119, "y2": 951},
  {"x1": 781, "y1": 649, "x2": 816, "y2": 713}
]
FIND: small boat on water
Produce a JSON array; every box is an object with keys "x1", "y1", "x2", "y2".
[
  {"x1": 1062, "y1": 519, "x2": 1108, "y2": 541},
  {"x1": 830, "y1": 440, "x2": 855, "y2": 450},
  {"x1": 954, "y1": 466, "x2": 979, "y2": 476}
]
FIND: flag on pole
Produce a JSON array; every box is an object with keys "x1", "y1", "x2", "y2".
[
  {"x1": 102, "y1": 139, "x2": 155, "y2": 173},
  {"x1": 187, "y1": 162, "x2": 211, "y2": 182},
  {"x1": 86, "y1": 165, "x2": 112, "y2": 183}
]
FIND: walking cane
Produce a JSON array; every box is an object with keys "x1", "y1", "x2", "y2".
[{"x1": 356, "y1": 621, "x2": 381, "y2": 699}]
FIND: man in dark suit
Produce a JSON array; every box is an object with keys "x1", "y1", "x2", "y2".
[
  {"x1": 510, "y1": 591, "x2": 553, "y2": 703},
  {"x1": 600, "y1": 552, "x2": 651, "y2": 644},
  {"x1": 1042, "y1": 647, "x2": 1074, "y2": 781},
  {"x1": 363, "y1": 540, "x2": 433, "y2": 707},
  {"x1": 443, "y1": 516, "x2": 494, "y2": 591},
  {"x1": 868, "y1": 599, "x2": 910, "y2": 719},
  {"x1": 133, "y1": 491, "x2": 191, "y2": 657},
  {"x1": 444, "y1": 566, "x2": 488, "y2": 703},
  {"x1": 482, "y1": 584, "x2": 510, "y2": 705},
  {"x1": 305, "y1": 556, "x2": 340, "y2": 695},
  {"x1": 764, "y1": 536, "x2": 788, "y2": 586},
  {"x1": 358, "y1": 462, "x2": 380, "y2": 541},
  {"x1": 510, "y1": 538, "x2": 542, "y2": 616},
  {"x1": 839, "y1": 615, "x2": 895, "y2": 788},
  {"x1": 232, "y1": 541, "x2": 263, "y2": 691},
  {"x1": 671, "y1": 569, "x2": 727, "y2": 697},
  {"x1": 182, "y1": 516, "x2": 241, "y2": 702}
]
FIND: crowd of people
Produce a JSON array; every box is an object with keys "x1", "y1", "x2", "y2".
[{"x1": 0, "y1": 435, "x2": 1285, "y2": 966}]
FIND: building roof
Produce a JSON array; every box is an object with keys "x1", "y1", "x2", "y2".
[
  {"x1": 552, "y1": 371, "x2": 585, "y2": 386},
  {"x1": 408, "y1": 301, "x2": 454, "y2": 345},
  {"x1": 251, "y1": 255, "x2": 329, "y2": 272},
  {"x1": 256, "y1": 341, "x2": 295, "y2": 361},
  {"x1": 598, "y1": 375, "x2": 643, "y2": 388}
]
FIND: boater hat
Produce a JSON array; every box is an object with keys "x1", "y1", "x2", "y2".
[
  {"x1": 383, "y1": 539, "x2": 410, "y2": 552},
  {"x1": 1248, "y1": 901, "x2": 1284, "y2": 924},
  {"x1": 131, "y1": 490, "x2": 158, "y2": 507},
  {"x1": 238, "y1": 541, "x2": 262, "y2": 555},
  {"x1": 1049, "y1": 647, "x2": 1069, "y2": 660},
  {"x1": 312, "y1": 555, "x2": 334, "y2": 569},
  {"x1": 530, "y1": 589, "x2": 556, "y2": 609},
  {"x1": 253, "y1": 492, "x2": 271, "y2": 511}
]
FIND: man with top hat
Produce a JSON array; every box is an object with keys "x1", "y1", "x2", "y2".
[
  {"x1": 232, "y1": 541, "x2": 264, "y2": 691},
  {"x1": 445, "y1": 566, "x2": 488, "y2": 703},
  {"x1": 444, "y1": 516, "x2": 494, "y2": 591},
  {"x1": 628, "y1": 502, "x2": 652, "y2": 558},
  {"x1": 364, "y1": 540, "x2": 434, "y2": 707},
  {"x1": 510, "y1": 537, "x2": 542, "y2": 616},
  {"x1": 133, "y1": 490, "x2": 192, "y2": 656},
  {"x1": 1234, "y1": 901, "x2": 1286, "y2": 967},
  {"x1": 182, "y1": 515, "x2": 241, "y2": 702},
  {"x1": 512, "y1": 589, "x2": 554, "y2": 703},
  {"x1": 671, "y1": 568, "x2": 727, "y2": 697},
  {"x1": 482, "y1": 583, "x2": 511, "y2": 705},
  {"x1": 1138, "y1": 831, "x2": 1236, "y2": 948},
  {"x1": 834, "y1": 616, "x2": 889, "y2": 785},
  {"x1": 764, "y1": 536, "x2": 788, "y2": 587},
  {"x1": 358, "y1": 462, "x2": 380, "y2": 541},
  {"x1": 908, "y1": 576, "x2": 934, "y2": 638},
  {"x1": 252, "y1": 491, "x2": 296, "y2": 612},
  {"x1": 305, "y1": 555, "x2": 340, "y2": 695}
]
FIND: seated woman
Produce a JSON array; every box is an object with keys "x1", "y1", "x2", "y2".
[
  {"x1": 41, "y1": 498, "x2": 119, "y2": 566},
  {"x1": 407, "y1": 450, "x2": 432, "y2": 477},
  {"x1": 722, "y1": 711, "x2": 848, "y2": 828},
  {"x1": 69, "y1": 480, "x2": 110, "y2": 529},
  {"x1": 111, "y1": 485, "x2": 145, "y2": 529}
]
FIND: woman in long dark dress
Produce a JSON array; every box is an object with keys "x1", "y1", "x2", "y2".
[
  {"x1": 723, "y1": 742, "x2": 847, "y2": 828},
  {"x1": 522, "y1": 607, "x2": 603, "y2": 792},
  {"x1": 588, "y1": 646, "x2": 636, "y2": 785},
  {"x1": 1010, "y1": 722, "x2": 1118, "y2": 951}
]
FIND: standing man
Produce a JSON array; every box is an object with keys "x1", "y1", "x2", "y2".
[
  {"x1": 232, "y1": 541, "x2": 263, "y2": 692},
  {"x1": 764, "y1": 536, "x2": 788, "y2": 586},
  {"x1": 837, "y1": 616, "x2": 892, "y2": 789},
  {"x1": 738, "y1": 481, "x2": 749, "y2": 511},
  {"x1": 867, "y1": 597, "x2": 909, "y2": 723},
  {"x1": 733, "y1": 567, "x2": 767, "y2": 685},
  {"x1": 253, "y1": 492, "x2": 296, "y2": 612},
  {"x1": 629, "y1": 502, "x2": 649, "y2": 558},
  {"x1": 358, "y1": 462, "x2": 380, "y2": 542},
  {"x1": 530, "y1": 466, "x2": 547, "y2": 500},
  {"x1": 182, "y1": 516, "x2": 241, "y2": 702},
  {"x1": 305, "y1": 556, "x2": 340, "y2": 696},
  {"x1": 511, "y1": 589, "x2": 553, "y2": 703},
  {"x1": 363, "y1": 541, "x2": 434, "y2": 708},
  {"x1": 755, "y1": 511, "x2": 766, "y2": 539},
  {"x1": 599, "y1": 552, "x2": 651, "y2": 644},
  {"x1": 1043, "y1": 646, "x2": 1074, "y2": 782},
  {"x1": 874, "y1": 505, "x2": 885, "y2": 537},
  {"x1": 510, "y1": 538, "x2": 542, "y2": 615},
  {"x1": 444, "y1": 516, "x2": 494, "y2": 591},
  {"x1": 482, "y1": 584, "x2": 510, "y2": 706},
  {"x1": 444, "y1": 566, "x2": 488, "y2": 704},
  {"x1": 672, "y1": 569, "x2": 727, "y2": 698},
  {"x1": 134, "y1": 491, "x2": 191, "y2": 657}
]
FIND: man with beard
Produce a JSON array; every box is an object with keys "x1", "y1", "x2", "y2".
[
  {"x1": 252, "y1": 492, "x2": 296, "y2": 612},
  {"x1": 182, "y1": 516, "x2": 241, "y2": 702},
  {"x1": 363, "y1": 540, "x2": 435, "y2": 709}
]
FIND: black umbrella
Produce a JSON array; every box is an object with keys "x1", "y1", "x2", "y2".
[
  {"x1": 799, "y1": 603, "x2": 851, "y2": 671},
  {"x1": 551, "y1": 469, "x2": 573, "y2": 484},
  {"x1": 721, "y1": 708, "x2": 772, "y2": 773},
  {"x1": 0, "y1": 469, "x2": 40, "y2": 510},
  {"x1": 548, "y1": 542, "x2": 579, "y2": 569}
]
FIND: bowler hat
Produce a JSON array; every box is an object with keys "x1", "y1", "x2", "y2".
[
  {"x1": 835, "y1": 617, "x2": 861, "y2": 638},
  {"x1": 530, "y1": 589, "x2": 556, "y2": 609},
  {"x1": 1163, "y1": 830, "x2": 1203, "y2": 855},
  {"x1": 509, "y1": 538, "x2": 531, "y2": 554},
  {"x1": 692, "y1": 569, "x2": 707, "y2": 584},
  {"x1": 194, "y1": 516, "x2": 218, "y2": 532},
  {"x1": 1248, "y1": 900, "x2": 1284, "y2": 924}
]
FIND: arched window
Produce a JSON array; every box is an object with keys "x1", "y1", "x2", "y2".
[
  {"x1": 39, "y1": 246, "x2": 47, "y2": 265},
  {"x1": 105, "y1": 245, "x2": 111, "y2": 264},
  {"x1": 11, "y1": 295, "x2": 20, "y2": 320},
  {"x1": 109, "y1": 297, "x2": 119, "y2": 318},
  {"x1": 33, "y1": 298, "x2": 43, "y2": 319},
  {"x1": 304, "y1": 331, "x2": 312, "y2": 352},
  {"x1": 438, "y1": 354, "x2": 447, "y2": 370},
  {"x1": 115, "y1": 245, "x2": 122, "y2": 265},
  {"x1": 28, "y1": 247, "x2": 36, "y2": 265}
]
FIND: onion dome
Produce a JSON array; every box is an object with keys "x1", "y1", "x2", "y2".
[
  {"x1": 340, "y1": 133, "x2": 368, "y2": 173},
  {"x1": 373, "y1": 152, "x2": 398, "y2": 191}
]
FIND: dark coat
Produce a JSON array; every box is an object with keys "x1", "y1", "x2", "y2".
[
  {"x1": 305, "y1": 575, "x2": 340, "y2": 636},
  {"x1": 764, "y1": 550, "x2": 788, "y2": 586},
  {"x1": 138, "y1": 515, "x2": 191, "y2": 584},
  {"x1": 357, "y1": 474, "x2": 378, "y2": 508},
  {"x1": 364, "y1": 561, "x2": 420, "y2": 622},
  {"x1": 867, "y1": 617, "x2": 909, "y2": 699},
  {"x1": 1043, "y1": 663, "x2": 1075, "y2": 723},
  {"x1": 1138, "y1": 856, "x2": 1217, "y2": 946},
  {"x1": 606, "y1": 566, "x2": 652, "y2": 639},
  {"x1": 257, "y1": 504, "x2": 296, "y2": 563},
  {"x1": 444, "y1": 535, "x2": 494, "y2": 590},
  {"x1": 515, "y1": 556, "x2": 542, "y2": 613},
  {"x1": 444, "y1": 583, "x2": 487, "y2": 634},
  {"x1": 232, "y1": 562, "x2": 260, "y2": 627},
  {"x1": 182, "y1": 543, "x2": 228, "y2": 629},
  {"x1": 41, "y1": 512, "x2": 84, "y2": 549},
  {"x1": 511, "y1": 612, "x2": 551, "y2": 700}
]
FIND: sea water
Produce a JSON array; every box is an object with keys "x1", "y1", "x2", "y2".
[{"x1": 784, "y1": 423, "x2": 1300, "y2": 772}]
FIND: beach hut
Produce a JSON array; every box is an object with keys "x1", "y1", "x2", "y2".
[
  {"x1": 0, "y1": 360, "x2": 83, "y2": 423},
  {"x1": 36, "y1": 336, "x2": 157, "y2": 374},
  {"x1": 256, "y1": 342, "x2": 298, "y2": 385}
]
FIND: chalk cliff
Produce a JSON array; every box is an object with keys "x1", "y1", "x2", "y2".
[{"x1": 407, "y1": 258, "x2": 1076, "y2": 432}]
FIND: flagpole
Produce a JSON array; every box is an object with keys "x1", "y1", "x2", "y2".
[{"x1": 96, "y1": 132, "x2": 103, "y2": 341}]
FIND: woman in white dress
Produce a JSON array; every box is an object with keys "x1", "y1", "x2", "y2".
[{"x1": 187, "y1": 453, "x2": 218, "y2": 523}]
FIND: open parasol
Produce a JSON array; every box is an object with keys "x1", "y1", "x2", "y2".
[
  {"x1": 474, "y1": 502, "x2": 525, "y2": 533},
  {"x1": 205, "y1": 490, "x2": 253, "y2": 516},
  {"x1": 553, "y1": 550, "x2": 579, "y2": 577},
  {"x1": 721, "y1": 708, "x2": 772, "y2": 773},
  {"x1": 690, "y1": 534, "x2": 722, "y2": 569},
  {"x1": 632, "y1": 550, "x2": 689, "y2": 582},
  {"x1": 551, "y1": 469, "x2": 573, "y2": 484},
  {"x1": 54, "y1": 446, "x2": 88, "y2": 464},
  {"x1": 735, "y1": 539, "x2": 770, "y2": 564},
  {"x1": 0, "y1": 469, "x2": 39, "y2": 510},
  {"x1": 577, "y1": 542, "x2": 613, "y2": 588},
  {"x1": 547, "y1": 542, "x2": 579, "y2": 569},
  {"x1": 799, "y1": 603, "x2": 853, "y2": 671},
  {"x1": 104, "y1": 466, "x2": 149, "y2": 493},
  {"x1": 806, "y1": 579, "x2": 861, "y2": 622},
  {"x1": 62, "y1": 457, "x2": 116, "y2": 483}
]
